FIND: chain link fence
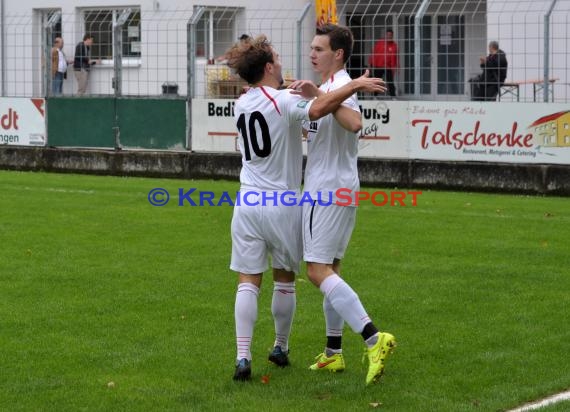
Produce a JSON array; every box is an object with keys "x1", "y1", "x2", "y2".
[{"x1": 0, "y1": 1, "x2": 568, "y2": 102}]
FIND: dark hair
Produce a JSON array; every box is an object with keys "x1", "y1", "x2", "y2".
[
  {"x1": 386, "y1": 29, "x2": 394, "y2": 34},
  {"x1": 315, "y1": 24, "x2": 354, "y2": 63},
  {"x1": 226, "y1": 35, "x2": 274, "y2": 84},
  {"x1": 239, "y1": 34, "x2": 250, "y2": 41},
  {"x1": 83, "y1": 34, "x2": 93, "y2": 41}
]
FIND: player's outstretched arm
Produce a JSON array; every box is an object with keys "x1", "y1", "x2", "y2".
[
  {"x1": 305, "y1": 70, "x2": 386, "y2": 121},
  {"x1": 350, "y1": 70, "x2": 388, "y2": 93}
]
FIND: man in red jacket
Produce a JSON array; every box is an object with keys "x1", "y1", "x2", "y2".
[{"x1": 369, "y1": 29, "x2": 399, "y2": 97}]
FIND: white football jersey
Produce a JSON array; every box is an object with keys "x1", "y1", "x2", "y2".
[
  {"x1": 235, "y1": 86, "x2": 313, "y2": 190},
  {"x1": 304, "y1": 69, "x2": 361, "y2": 205}
]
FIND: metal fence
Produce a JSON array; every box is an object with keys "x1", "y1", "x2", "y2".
[
  {"x1": 0, "y1": 0, "x2": 568, "y2": 102},
  {"x1": 338, "y1": 0, "x2": 570, "y2": 102}
]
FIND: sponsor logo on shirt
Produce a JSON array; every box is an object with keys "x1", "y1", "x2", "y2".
[{"x1": 306, "y1": 121, "x2": 319, "y2": 143}]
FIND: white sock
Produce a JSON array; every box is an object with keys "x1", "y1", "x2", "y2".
[
  {"x1": 272, "y1": 281, "x2": 296, "y2": 351},
  {"x1": 325, "y1": 348, "x2": 343, "y2": 357},
  {"x1": 235, "y1": 282, "x2": 259, "y2": 361},
  {"x1": 365, "y1": 332, "x2": 379, "y2": 348},
  {"x1": 323, "y1": 296, "x2": 344, "y2": 339},
  {"x1": 319, "y1": 274, "x2": 371, "y2": 334}
]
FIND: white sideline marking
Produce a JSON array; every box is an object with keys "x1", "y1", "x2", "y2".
[
  {"x1": 19, "y1": 186, "x2": 95, "y2": 195},
  {"x1": 44, "y1": 188, "x2": 95, "y2": 194},
  {"x1": 507, "y1": 390, "x2": 570, "y2": 411}
]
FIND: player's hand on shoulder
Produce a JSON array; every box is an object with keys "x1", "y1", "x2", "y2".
[{"x1": 288, "y1": 80, "x2": 319, "y2": 98}]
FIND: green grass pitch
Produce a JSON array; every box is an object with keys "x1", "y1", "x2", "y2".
[{"x1": 0, "y1": 170, "x2": 569, "y2": 411}]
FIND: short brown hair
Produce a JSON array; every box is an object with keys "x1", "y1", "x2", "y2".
[
  {"x1": 316, "y1": 24, "x2": 354, "y2": 63},
  {"x1": 226, "y1": 35, "x2": 274, "y2": 84}
]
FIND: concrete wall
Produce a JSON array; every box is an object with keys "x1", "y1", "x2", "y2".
[{"x1": 1, "y1": 146, "x2": 569, "y2": 195}]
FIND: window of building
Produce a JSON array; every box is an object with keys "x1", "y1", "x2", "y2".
[
  {"x1": 564, "y1": 123, "x2": 568, "y2": 129},
  {"x1": 544, "y1": 136, "x2": 556, "y2": 144},
  {"x1": 565, "y1": 136, "x2": 569, "y2": 144},
  {"x1": 82, "y1": 8, "x2": 141, "y2": 63},
  {"x1": 194, "y1": 7, "x2": 242, "y2": 61}
]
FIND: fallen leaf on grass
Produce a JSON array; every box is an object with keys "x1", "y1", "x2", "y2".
[
  {"x1": 369, "y1": 402, "x2": 382, "y2": 408},
  {"x1": 261, "y1": 374, "x2": 270, "y2": 384},
  {"x1": 315, "y1": 393, "x2": 332, "y2": 400}
]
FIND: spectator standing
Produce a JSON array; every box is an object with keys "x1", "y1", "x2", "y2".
[
  {"x1": 73, "y1": 34, "x2": 98, "y2": 95},
  {"x1": 51, "y1": 37, "x2": 71, "y2": 96},
  {"x1": 369, "y1": 29, "x2": 399, "y2": 97}
]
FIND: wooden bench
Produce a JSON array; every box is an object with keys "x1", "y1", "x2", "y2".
[{"x1": 499, "y1": 78, "x2": 559, "y2": 102}]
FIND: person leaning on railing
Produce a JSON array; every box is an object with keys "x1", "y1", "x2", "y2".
[{"x1": 73, "y1": 34, "x2": 99, "y2": 96}]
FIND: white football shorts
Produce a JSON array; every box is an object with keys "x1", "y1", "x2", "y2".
[
  {"x1": 230, "y1": 192, "x2": 302, "y2": 275},
  {"x1": 303, "y1": 201, "x2": 356, "y2": 264}
]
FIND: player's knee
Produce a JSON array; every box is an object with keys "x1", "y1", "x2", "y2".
[
  {"x1": 306, "y1": 263, "x2": 333, "y2": 287},
  {"x1": 273, "y1": 268, "x2": 295, "y2": 283}
]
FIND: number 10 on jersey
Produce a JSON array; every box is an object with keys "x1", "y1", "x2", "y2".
[{"x1": 237, "y1": 111, "x2": 272, "y2": 161}]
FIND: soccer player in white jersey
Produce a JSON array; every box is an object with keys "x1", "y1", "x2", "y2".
[
  {"x1": 302, "y1": 24, "x2": 396, "y2": 385},
  {"x1": 225, "y1": 35, "x2": 386, "y2": 381}
]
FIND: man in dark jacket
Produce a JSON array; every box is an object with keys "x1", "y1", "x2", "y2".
[
  {"x1": 470, "y1": 41, "x2": 508, "y2": 101},
  {"x1": 73, "y1": 34, "x2": 97, "y2": 95}
]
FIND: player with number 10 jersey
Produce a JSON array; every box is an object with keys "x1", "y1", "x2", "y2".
[
  {"x1": 235, "y1": 87, "x2": 311, "y2": 193},
  {"x1": 225, "y1": 34, "x2": 386, "y2": 381}
]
